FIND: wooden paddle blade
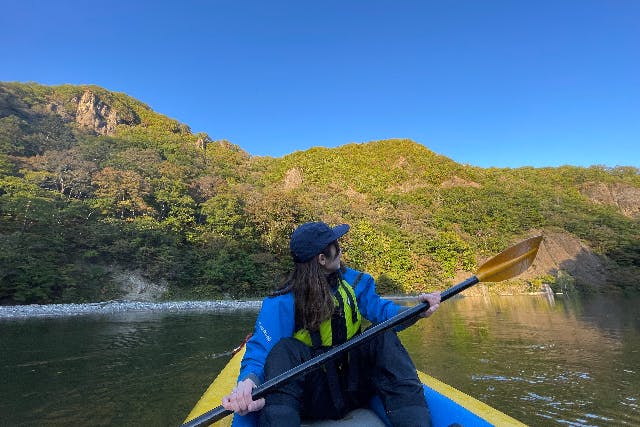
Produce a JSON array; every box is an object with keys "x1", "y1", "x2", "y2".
[{"x1": 475, "y1": 235, "x2": 542, "y2": 283}]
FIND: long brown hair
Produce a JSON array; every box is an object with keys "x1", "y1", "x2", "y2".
[
  {"x1": 274, "y1": 243, "x2": 338, "y2": 331},
  {"x1": 292, "y1": 260, "x2": 335, "y2": 331}
]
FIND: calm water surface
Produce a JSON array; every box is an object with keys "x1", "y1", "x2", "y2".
[{"x1": 1, "y1": 294, "x2": 639, "y2": 426}]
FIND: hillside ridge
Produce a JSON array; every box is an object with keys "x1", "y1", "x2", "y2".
[{"x1": 1, "y1": 81, "x2": 638, "y2": 304}]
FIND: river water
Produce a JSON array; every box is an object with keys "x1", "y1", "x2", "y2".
[{"x1": 1, "y1": 294, "x2": 638, "y2": 426}]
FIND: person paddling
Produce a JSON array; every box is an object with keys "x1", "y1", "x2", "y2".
[{"x1": 222, "y1": 221, "x2": 441, "y2": 427}]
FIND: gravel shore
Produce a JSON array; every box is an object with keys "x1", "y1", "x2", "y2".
[{"x1": 0, "y1": 300, "x2": 262, "y2": 319}]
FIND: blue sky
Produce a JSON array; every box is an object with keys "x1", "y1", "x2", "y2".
[{"x1": 1, "y1": 1, "x2": 638, "y2": 168}]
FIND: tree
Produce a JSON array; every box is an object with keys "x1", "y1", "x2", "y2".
[
  {"x1": 29, "y1": 148, "x2": 98, "y2": 198},
  {"x1": 201, "y1": 193, "x2": 247, "y2": 238},
  {"x1": 0, "y1": 115, "x2": 26, "y2": 155},
  {"x1": 152, "y1": 176, "x2": 196, "y2": 231},
  {"x1": 92, "y1": 167, "x2": 153, "y2": 219},
  {"x1": 106, "y1": 148, "x2": 164, "y2": 178}
]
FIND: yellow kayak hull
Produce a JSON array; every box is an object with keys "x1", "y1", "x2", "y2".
[{"x1": 185, "y1": 346, "x2": 525, "y2": 426}]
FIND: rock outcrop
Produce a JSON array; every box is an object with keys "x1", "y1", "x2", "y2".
[
  {"x1": 110, "y1": 268, "x2": 168, "y2": 302},
  {"x1": 518, "y1": 230, "x2": 608, "y2": 289},
  {"x1": 283, "y1": 167, "x2": 303, "y2": 190},
  {"x1": 581, "y1": 182, "x2": 640, "y2": 218},
  {"x1": 74, "y1": 91, "x2": 132, "y2": 135}
]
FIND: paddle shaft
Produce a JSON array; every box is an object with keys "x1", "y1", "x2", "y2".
[
  {"x1": 181, "y1": 275, "x2": 479, "y2": 427},
  {"x1": 182, "y1": 235, "x2": 542, "y2": 426}
]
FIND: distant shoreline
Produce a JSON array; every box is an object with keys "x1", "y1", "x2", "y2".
[
  {"x1": 0, "y1": 293, "x2": 557, "y2": 320},
  {"x1": 0, "y1": 300, "x2": 262, "y2": 320}
]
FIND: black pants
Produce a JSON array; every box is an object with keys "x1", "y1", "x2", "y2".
[{"x1": 259, "y1": 330, "x2": 431, "y2": 427}]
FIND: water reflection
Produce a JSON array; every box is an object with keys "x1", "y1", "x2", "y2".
[
  {"x1": 1, "y1": 310, "x2": 259, "y2": 426},
  {"x1": 404, "y1": 294, "x2": 640, "y2": 426},
  {"x1": 1, "y1": 295, "x2": 638, "y2": 426}
]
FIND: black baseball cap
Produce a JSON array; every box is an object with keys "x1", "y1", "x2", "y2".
[{"x1": 290, "y1": 222, "x2": 350, "y2": 263}]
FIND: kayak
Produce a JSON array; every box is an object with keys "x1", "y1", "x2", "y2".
[
  {"x1": 184, "y1": 237, "x2": 544, "y2": 426},
  {"x1": 183, "y1": 344, "x2": 526, "y2": 427}
]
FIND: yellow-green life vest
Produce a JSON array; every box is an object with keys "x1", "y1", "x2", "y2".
[{"x1": 293, "y1": 279, "x2": 362, "y2": 347}]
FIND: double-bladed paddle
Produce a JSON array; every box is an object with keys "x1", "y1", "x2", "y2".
[{"x1": 182, "y1": 235, "x2": 543, "y2": 427}]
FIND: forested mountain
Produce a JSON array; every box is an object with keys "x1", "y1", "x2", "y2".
[{"x1": 1, "y1": 82, "x2": 638, "y2": 305}]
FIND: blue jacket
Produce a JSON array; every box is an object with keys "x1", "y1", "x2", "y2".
[{"x1": 232, "y1": 266, "x2": 404, "y2": 427}]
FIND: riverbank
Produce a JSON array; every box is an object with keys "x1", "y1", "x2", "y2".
[
  {"x1": 0, "y1": 300, "x2": 262, "y2": 320},
  {"x1": 0, "y1": 291, "x2": 561, "y2": 320}
]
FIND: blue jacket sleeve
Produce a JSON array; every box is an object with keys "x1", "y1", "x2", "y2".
[
  {"x1": 343, "y1": 267, "x2": 402, "y2": 324},
  {"x1": 239, "y1": 293, "x2": 295, "y2": 384},
  {"x1": 232, "y1": 293, "x2": 295, "y2": 427}
]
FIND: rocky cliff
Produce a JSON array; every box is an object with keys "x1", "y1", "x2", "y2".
[
  {"x1": 581, "y1": 182, "x2": 640, "y2": 218},
  {"x1": 72, "y1": 90, "x2": 138, "y2": 135}
]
